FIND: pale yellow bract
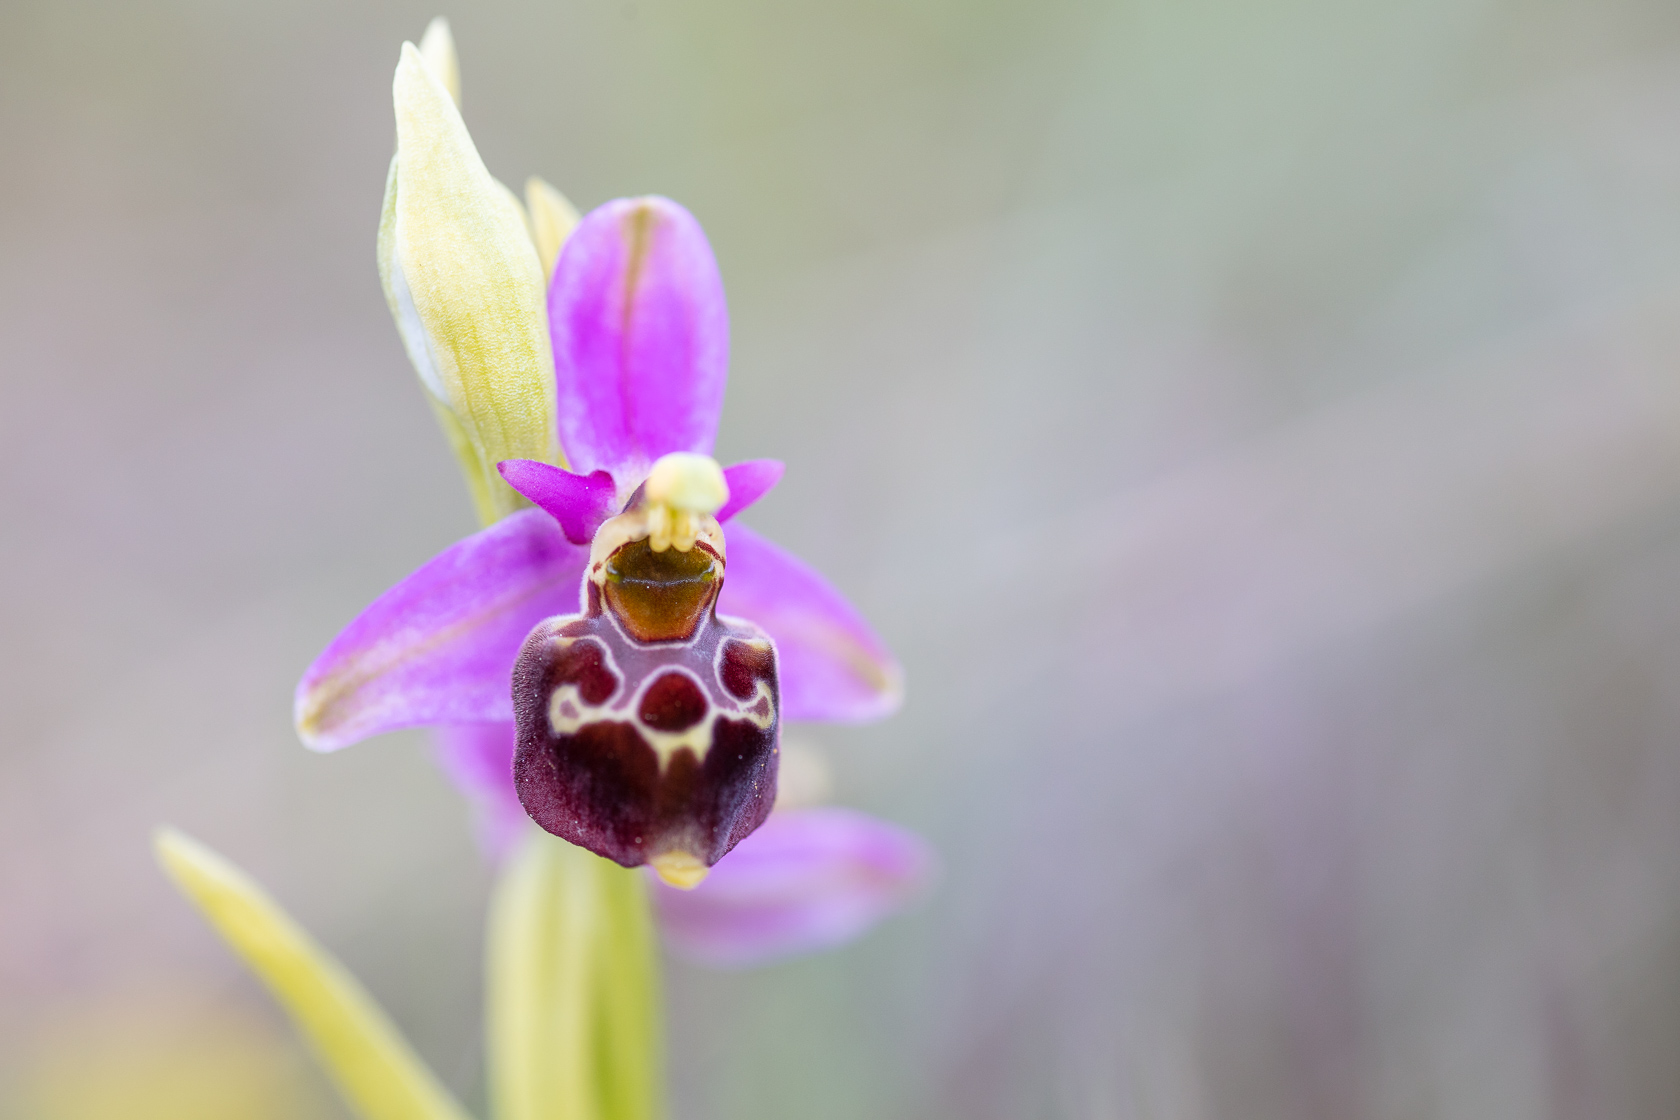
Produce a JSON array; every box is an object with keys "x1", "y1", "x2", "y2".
[{"x1": 378, "y1": 38, "x2": 564, "y2": 526}]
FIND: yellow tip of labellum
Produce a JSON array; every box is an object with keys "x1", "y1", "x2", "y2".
[{"x1": 649, "y1": 851, "x2": 709, "y2": 890}]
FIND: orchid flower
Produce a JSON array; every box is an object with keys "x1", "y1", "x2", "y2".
[
  {"x1": 157, "y1": 24, "x2": 931, "y2": 1120},
  {"x1": 291, "y1": 21, "x2": 928, "y2": 962}
]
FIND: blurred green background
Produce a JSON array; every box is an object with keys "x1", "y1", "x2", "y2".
[{"x1": 7, "y1": 0, "x2": 1680, "y2": 1116}]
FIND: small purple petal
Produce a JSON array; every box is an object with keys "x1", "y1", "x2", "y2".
[
  {"x1": 295, "y1": 509, "x2": 588, "y2": 751},
  {"x1": 654, "y1": 807, "x2": 934, "y2": 967},
  {"x1": 497, "y1": 459, "x2": 618, "y2": 544},
  {"x1": 718, "y1": 459, "x2": 784, "y2": 523},
  {"x1": 718, "y1": 524, "x2": 903, "y2": 723},
  {"x1": 432, "y1": 722, "x2": 525, "y2": 860},
  {"x1": 549, "y1": 197, "x2": 729, "y2": 480}
]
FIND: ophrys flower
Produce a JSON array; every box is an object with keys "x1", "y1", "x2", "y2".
[
  {"x1": 158, "y1": 25, "x2": 934, "y2": 1120},
  {"x1": 293, "y1": 21, "x2": 927, "y2": 957}
]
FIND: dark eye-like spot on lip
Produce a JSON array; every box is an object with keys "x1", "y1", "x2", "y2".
[
  {"x1": 639, "y1": 671, "x2": 710, "y2": 732},
  {"x1": 552, "y1": 639, "x2": 617, "y2": 705},
  {"x1": 719, "y1": 639, "x2": 774, "y2": 700}
]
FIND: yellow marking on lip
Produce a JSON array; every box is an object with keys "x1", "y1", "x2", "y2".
[
  {"x1": 730, "y1": 680, "x2": 776, "y2": 730},
  {"x1": 649, "y1": 851, "x2": 708, "y2": 890}
]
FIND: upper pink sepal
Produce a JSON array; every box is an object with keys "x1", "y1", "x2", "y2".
[
  {"x1": 717, "y1": 459, "x2": 783, "y2": 523},
  {"x1": 548, "y1": 196, "x2": 728, "y2": 481},
  {"x1": 294, "y1": 509, "x2": 589, "y2": 751},
  {"x1": 497, "y1": 459, "x2": 618, "y2": 543},
  {"x1": 654, "y1": 807, "x2": 934, "y2": 967},
  {"x1": 717, "y1": 523, "x2": 902, "y2": 723}
]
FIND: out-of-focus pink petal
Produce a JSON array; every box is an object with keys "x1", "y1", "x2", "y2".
[
  {"x1": 295, "y1": 509, "x2": 588, "y2": 751},
  {"x1": 718, "y1": 459, "x2": 783, "y2": 523},
  {"x1": 654, "y1": 807, "x2": 933, "y2": 967},
  {"x1": 718, "y1": 524, "x2": 903, "y2": 723},
  {"x1": 548, "y1": 196, "x2": 728, "y2": 482},
  {"x1": 497, "y1": 459, "x2": 618, "y2": 544},
  {"x1": 432, "y1": 722, "x2": 525, "y2": 859}
]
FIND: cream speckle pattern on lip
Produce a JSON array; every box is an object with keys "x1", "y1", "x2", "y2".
[{"x1": 512, "y1": 538, "x2": 781, "y2": 877}]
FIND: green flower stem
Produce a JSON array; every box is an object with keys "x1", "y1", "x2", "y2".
[{"x1": 489, "y1": 830, "x2": 665, "y2": 1120}]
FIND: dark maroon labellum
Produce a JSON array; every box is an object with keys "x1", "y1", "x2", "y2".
[{"x1": 512, "y1": 538, "x2": 780, "y2": 873}]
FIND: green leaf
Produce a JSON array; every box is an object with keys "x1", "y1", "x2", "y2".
[
  {"x1": 154, "y1": 828, "x2": 475, "y2": 1120},
  {"x1": 488, "y1": 831, "x2": 664, "y2": 1120}
]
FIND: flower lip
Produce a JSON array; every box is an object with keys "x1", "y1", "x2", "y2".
[{"x1": 511, "y1": 591, "x2": 781, "y2": 871}]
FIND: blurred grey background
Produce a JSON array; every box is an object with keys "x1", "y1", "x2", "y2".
[{"x1": 6, "y1": 0, "x2": 1680, "y2": 1117}]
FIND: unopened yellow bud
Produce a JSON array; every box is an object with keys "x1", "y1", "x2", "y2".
[{"x1": 379, "y1": 42, "x2": 562, "y2": 525}]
